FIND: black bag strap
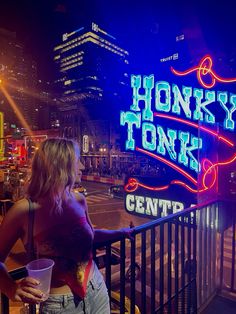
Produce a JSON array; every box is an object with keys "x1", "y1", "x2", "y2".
[{"x1": 27, "y1": 198, "x2": 35, "y2": 261}]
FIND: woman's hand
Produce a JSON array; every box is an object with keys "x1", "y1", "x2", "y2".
[
  {"x1": 9, "y1": 277, "x2": 44, "y2": 304},
  {"x1": 120, "y1": 227, "x2": 135, "y2": 240}
]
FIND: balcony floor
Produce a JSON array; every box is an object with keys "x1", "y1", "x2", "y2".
[{"x1": 202, "y1": 295, "x2": 236, "y2": 314}]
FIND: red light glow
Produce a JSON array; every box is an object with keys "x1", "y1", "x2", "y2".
[
  {"x1": 124, "y1": 148, "x2": 236, "y2": 194},
  {"x1": 171, "y1": 55, "x2": 236, "y2": 89}
]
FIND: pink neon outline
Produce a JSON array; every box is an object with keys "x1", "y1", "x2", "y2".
[
  {"x1": 125, "y1": 148, "x2": 236, "y2": 194},
  {"x1": 154, "y1": 113, "x2": 234, "y2": 147},
  {"x1": 171, "y1": 55, "x2": 236, "y2": 88}
]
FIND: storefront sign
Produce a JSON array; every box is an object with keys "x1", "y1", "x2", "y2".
[
  {"x1": 125, "y1": 193, "x2": 185, "y2": 219},
  {"x1": 83, "y1": 135, "x2": 89, "y2": 153},
  {"x1": 120, "y1": 55, "x2": 236, "y2": 200}
]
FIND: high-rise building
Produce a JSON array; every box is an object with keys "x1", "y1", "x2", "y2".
[
  {"x1": 0, "y1": 28, "x2": 38, "y2": 133},
  {"x1": 36, "y1": 80, "x2": 60, "y2": 130},
  {"x1": 53, "y1": 23, "x2": 130, "y2": 168},
  {"x1": 53, "y1": 22, "x2": 129, "y2": 108}
]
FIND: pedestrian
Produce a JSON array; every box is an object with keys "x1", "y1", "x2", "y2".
[{"x1": 0, "y1": 138, "x2": 133, "y2": 313}]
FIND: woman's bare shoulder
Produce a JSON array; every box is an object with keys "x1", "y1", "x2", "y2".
[
  {"x1": 72, "y1": 191, "x2": 86, "y2": 204},
  {"x1": 70, "y1": 191, "x2": 89, "y2": 217},
  {"x1": 6, "y1": 198, "x2": 30, "y2": 219}
]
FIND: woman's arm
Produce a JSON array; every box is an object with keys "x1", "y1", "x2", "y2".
[
  {"x1": 0, "y1": 200, "x2": 43, "y2": 302},
  {"x1": 93, "y1": 228, "x2": 132, "y2": 244},
  {"x1": 75, "y1": 192, "x2": 134, "y2": 244}
]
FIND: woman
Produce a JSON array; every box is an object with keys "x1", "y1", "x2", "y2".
[{"x1": 0, "y1": 138, "x2": 132, "y2": 313}]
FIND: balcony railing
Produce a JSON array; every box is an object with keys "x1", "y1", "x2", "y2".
[{"x1": 1, "y1": 199, "x2": 236, "y2": 313}]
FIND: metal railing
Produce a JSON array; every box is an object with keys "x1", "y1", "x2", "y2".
[{"x1": 1, "y1": 199, "x2": 236, "y2": 313}]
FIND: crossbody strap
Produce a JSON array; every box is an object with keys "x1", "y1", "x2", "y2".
[{"x1": 27, "y1": 198, "x2": 35, "y2": 261}]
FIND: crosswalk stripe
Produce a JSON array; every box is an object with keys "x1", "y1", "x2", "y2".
[
  {"x1": 86, "y1": 193, "x2": 110, "y2": 204},
  {"x1": 224, "y1": 238, "x2": 234, "y2": 245},
  {"x1": 90, "y1": 195, "x2": 107, "y2": 200},
  {"x1": 223, "y1": 251, "x2": 235, "y2": 259},
  {"x1": 223, "y1": 260, "x2": 236, "y2": 269}
]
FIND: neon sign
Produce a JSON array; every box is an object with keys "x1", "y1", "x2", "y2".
[
  {"x1": 120, "y1": 55, "x2": 236, "y2": 194},
  {"x1": 126, "y1": 194, "x2": 185, "y2": 219},
  {"x1": 171, "y1": 55, "x2": 236, "y2": 89}
]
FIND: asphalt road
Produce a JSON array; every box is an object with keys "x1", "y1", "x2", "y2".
[{"x1": 81, "y1": 180, "x2": 150, "y2": 230}]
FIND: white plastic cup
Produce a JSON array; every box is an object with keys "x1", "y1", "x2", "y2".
[{"x1": 26, "y1": 258, "x2": 54, "y2": 301}]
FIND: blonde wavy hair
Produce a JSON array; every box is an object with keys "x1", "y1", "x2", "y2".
[{"x1": 27, "y1": 138, "x2": 80, "y2": 213}]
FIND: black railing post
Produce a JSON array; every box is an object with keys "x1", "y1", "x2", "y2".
[
  {"x1": 181, "y1": 215, "x2": 186, "y2": 313},
  {"x1": 167, "y1": 222, "x2": 172, "y2": 313},
  {"x1": 105, "y1": 244, "x2": 112, "y2": 301},
  {"x1": 1, "y1": 293, "x2": 9, "y2": 314},
  {"x1": 150, "y1": 226, "x2": 156, "y2": 313},
  {"x1": 130, "y1": 234, "x2": 136, "y2": 314},
  {"x1": 141, "y1": 231, "x2": 147, "y2": 314},
  {"x1": 159, "y1": 223, "x2": 164, "y2": 313},
  {"x1": 174, "y1": 219, "x2": 179, "y2": 313},
  {"x1": 120, "y1": 238, "x2": 126, "y2": 314},
  {"x1": 230, "y1": 216, "x2": 235, "y2": 291},
  {"x1": 187, "y1": 212, "x2": 192, "y2": 314},
  {"x1": 192, "y1": 211, "x2": 197, "y2": 314},
  {"x1": 29, "y1": 304, "x2": 37, "y2": 314}
]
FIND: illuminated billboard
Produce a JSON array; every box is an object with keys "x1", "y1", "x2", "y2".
[{"x1": 120, "y1": 55, "x2": 236, "y2": 218}]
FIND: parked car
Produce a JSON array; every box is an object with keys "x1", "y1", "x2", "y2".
[
  {"x1": 73, "y1": 184, "x2": 87, "y2": 196},
  {"x1": 108, "y1": 185, "x2": 125, "y2": 199}
]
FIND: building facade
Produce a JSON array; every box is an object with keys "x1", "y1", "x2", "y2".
[
  {"x1": 0, "y1": 28, "x2": 39, "y2": 133},
  {"x1": 54, "y1": 22, "x2": 129, "y2": 103},
  {"x1": 53, "y1": 22, "x2": 130, "y2": 168}
]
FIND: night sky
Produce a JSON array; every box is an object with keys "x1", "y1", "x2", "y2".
[{"x1": 0, "y1": 0, "x2": 235, "y2": 80}]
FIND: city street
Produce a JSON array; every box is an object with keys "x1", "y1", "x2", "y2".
[{"x1": 82, "y1": 180, "x2": 149, "y2": 229}]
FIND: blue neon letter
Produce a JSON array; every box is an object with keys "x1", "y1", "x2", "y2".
[
  {"x1": 130, "y1": 75, "x2": 154, "y2": 121},
  {"x1": 155, "y1": 81, "x2": 171, "y2": 113},
  {"x1": 193, "y1": 89, "x2": 215, "y2": 124},
  {"x1": 218, "y1": 92, "x2": 236, "y2": 131},
  {"x1": 178, "y1": 132, "x2": 202, "y2": 173},
  {"x1": 157, "y1": 126, "x2": 177, "y2": 161},
  {"x1": 120, "y1": 111, "x2": 141, "y2": 150},
  {"x1": 172, "y1": 84, "x2": 192, "y2": 119},
  {"x1": 142, "y1": 122, "x2": 156, "y2": 151}
]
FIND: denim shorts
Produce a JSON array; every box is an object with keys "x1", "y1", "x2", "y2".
[{"x1": 39, "y1": 262, "x2": 110, "y2": 314}]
